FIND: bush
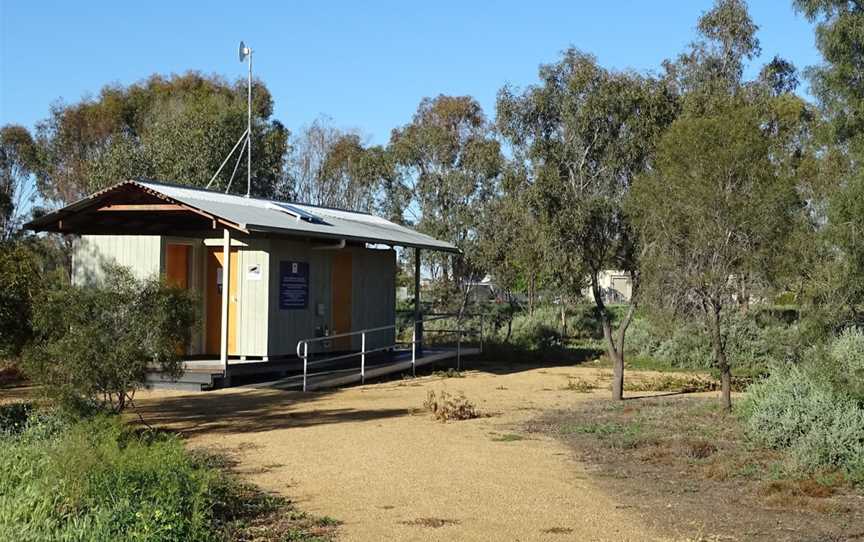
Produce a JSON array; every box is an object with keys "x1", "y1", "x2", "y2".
[
  {"x1": 24, "y1": 266, "x2": 198, "y2": 413},
  {"x1": 626, "y1": 309, "x2": 802, "y2": 377},
  {"x1": 827, "y1": 327, "x2": 864, "y2": 399},
  {"x1": 0, "y1": 238, "x2": 64, "y2": 359},
  {"x1": 0, "y1": 413, "x2": 218, "y2": 541},
  {"x1": 423, "y1": 390, "x2": 480, "y2": 422},
  {"x1": 739, "y1": 362, "x2": 864, "y2": 484},
  {"x1": 0, "y1": 408, "x2": 338, "y2": 541}
]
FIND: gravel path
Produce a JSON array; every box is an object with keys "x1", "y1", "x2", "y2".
[{"x1": 136, "y1": 364, "x2": 676, "y2": 541}]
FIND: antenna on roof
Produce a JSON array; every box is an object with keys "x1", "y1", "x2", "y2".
[
  {"x1": 206, "y1": 41, "x2": 254, "y2": 197},
  {"x1": 240, "y1": 41, "x2": 252, "y2": 198}
]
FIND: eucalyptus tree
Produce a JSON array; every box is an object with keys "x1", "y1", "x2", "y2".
[
  {"x1": 630, "y1": 104, "x2": 800, "y2": 410},
  {"x1": 389, "y1": 95, "x2": 503, "y2": 306},
  {"x1": 792, "y1": 0, "x2": 864, "y2": 326},
  {"x1": 631, "y1": 0, "x2": 808, "y2": 409},
  {"x1": 290, "y1": 118, "x2": 398, "y2": 213},
  {"x1": 477, "y1": 161, "x2": 549, "y2": 336},
  {"x1": 0, "y1": 125, "x2": 38, "y2": 240},
  {"x1": 33, "y1": 72, "x2": 290, "y2": 204},
  {"x1": 496, "y1": 49, "x2": 677, "y2": 400}
]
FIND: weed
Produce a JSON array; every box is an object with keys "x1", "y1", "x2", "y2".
[
  {"x1": 400, "y1": 517, "x2": 460, "y2": 528},
  {"x1": 491, "y1": 433, "x2": 526, "y2": 442},
  {"x1": 433, "y1": 368, "x2": 465, "y2": 378},
  {"x1": 541, "y1": 526, "x2": 574, "y2": 534},
  {"x1": 622, "y1": 374, "x2": 717, "y2": 393},
  {"x1": 423, "y1": 390, "x2": 480, "y2": 422},
  {"x1": 683, "y1": 440, "x2": 717, "y2": 460},
  {"x1": 562, "y1": 377, "x2": 596, "y2": 393}
]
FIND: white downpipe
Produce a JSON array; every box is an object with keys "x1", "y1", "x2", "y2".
[
  {"x1": 361, "y1": 332, "x2": 366, "y2": 384},
  {"x1": 411, "y1": 323, "x2": 417, "y2": 377},
  {"x1": 302, "y1": 342, "x2": 309, "y2": 392}
]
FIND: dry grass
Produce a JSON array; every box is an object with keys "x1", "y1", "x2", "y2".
[
  {"x1": 622, "y1": 374, "x2": 718, "y2": 393},
  {"x1": 399, "y1": 517, "x2": 461, "y2": 528},
  {"x1": 423, "y1": 389, "x2": 480, "y2": 422},
  {"x1": 533, "y1": 396, "x2": 863, "y2": 541},
  {"x1": 561, "y1": 376, "x2": 596, "y2": 392}
]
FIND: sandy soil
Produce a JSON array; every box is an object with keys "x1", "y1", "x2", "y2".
[{"x1": 135, "y1": 362, "x2": 698, "y2": 541}]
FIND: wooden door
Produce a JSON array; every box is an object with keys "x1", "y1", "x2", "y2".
[
  {"x1": 331, "y1": 252, "x2": 353, "y2": 350},
  {"x1": 205, "y1": 248, "x2": 239, "y2": 355},
  {"x1": 165, "y1": 244, "x2": 190, "y2": 289}
]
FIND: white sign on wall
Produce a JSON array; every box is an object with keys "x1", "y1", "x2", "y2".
[{"x1": 247, "y1": 264, "x2": 262, "y2": 281}]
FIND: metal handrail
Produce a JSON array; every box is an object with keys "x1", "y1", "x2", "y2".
[{"x1": 296, "y1": 315, "x2": 454, "y2": 391}]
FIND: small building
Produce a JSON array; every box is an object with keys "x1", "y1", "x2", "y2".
[
  {"x1": 582, "y1": 270, "x2": 634, "y2": 304},
  {"x1": 27, "y1": 180, "x2": 468, "y2": 390}
]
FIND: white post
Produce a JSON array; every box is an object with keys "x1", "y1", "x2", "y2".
[
  {"x1": 411, "y1": 324, "x2": 417, "y2": 377},
  {"x1": 361, "y1": 332, "x2": 366, "y2": 384},
  {"x1": 220, "y1": 228, "x2": 231, "y2": 376},
  {"x1": 302, "y1": 342, "x2": 308, "y2": 392}
]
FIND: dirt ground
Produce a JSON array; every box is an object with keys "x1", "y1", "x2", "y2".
[
  {"x1": 531, "y1": 396, "x2": 864, "y2": 542},
  {"x1": 135, "y1": 362, "x2": 682, "y2": 541}
]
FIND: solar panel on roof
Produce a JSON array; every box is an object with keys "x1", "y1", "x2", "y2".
[{"x1": 268, "y1": 202, "x2": 326, "y2": 224}]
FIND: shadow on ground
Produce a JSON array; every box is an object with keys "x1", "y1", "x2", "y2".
[{"x1": 134, "y1": 389, "x2": 411, "y2": 436}]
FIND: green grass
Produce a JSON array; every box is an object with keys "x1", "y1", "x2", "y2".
[{"x1": 0, "y1": 404, "x2": 337, "y2": 541}]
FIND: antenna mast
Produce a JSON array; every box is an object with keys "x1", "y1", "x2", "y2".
[
  {"x1": 242, "y1": 41, "x2": 253, "y2": 198},
  {"x1": 205, "y1": 41, "x2": 254, "y2": 196}
]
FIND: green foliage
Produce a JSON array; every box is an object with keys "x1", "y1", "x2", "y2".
[
  {"x1": 0, "y1": 125, "x2": 38, "y2": 239},
  {"x1": 739, "y1": 361, "x2": 864, "y2": 484},
  {"x1": 0, "y1": 237, "x2": 64, "y2": 359},
  {"x1": 0, "y1": 410, "x2": 336, "y2": 541},
  {"x1": 823, "y1": 327, "x2": 864, "y2": 400},
  {"x1": 33, "y1": 72, "x2": 290, "y2": 203},
  {"x1": 627, "y1": 310, "x2": 802, "y2": 378},
  {"x1": 24, "y1": 267, "x2": 198, "y2": 413},
  {"x1": 390, "y1": 96, "x2": 501, "y2": 289},
  {"x1": 0, "y1": 414, "x2": 218, "y2": 541},
  {"x1": 290, "y1": 117, "x2": 398, "y2": 215}
]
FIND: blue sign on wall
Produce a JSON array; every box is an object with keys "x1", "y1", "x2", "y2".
[{"x1": 279, "y1": 261, "x2": 309, "y2": 310}]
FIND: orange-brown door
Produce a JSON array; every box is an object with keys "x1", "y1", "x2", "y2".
[
  {"x1": 206, "y1": 248, "x2": 239, "y2": 355},
  {"x1": 165, "y1": 244, "x2": 191, "y2": 354},
  {"x1": 165, "y1": 244, "x2": 190, "y2": 289},
  {"x1": 331, "y1": 252, "x2": 353, "y2": 350}
]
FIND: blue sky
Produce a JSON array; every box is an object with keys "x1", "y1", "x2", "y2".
[{"x1": 1, "y1": 1, "x2": 821, "y2": 146}]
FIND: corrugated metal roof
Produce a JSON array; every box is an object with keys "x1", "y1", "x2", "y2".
[{"x1": 28, "y1": 180, "x2": 460, "y2": 253}]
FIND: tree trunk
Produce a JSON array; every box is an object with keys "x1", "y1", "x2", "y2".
[
  {"x1": 707, "y1": 299, "x2": 732, "y2": 410},
  {"x1": 560, "y1": 302, "x2": 567, "y2": 340},
  {"x1": 737, "y1": 274, "x2": 750, "y2": 314},
  {"x1": 591, "y1": 271, "x2": 639, "y2": 401},
  {"x1": 592, "y1": 273, "x2": 624, "y2": 400}
]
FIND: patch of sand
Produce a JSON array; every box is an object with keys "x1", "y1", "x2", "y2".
[{"x1": 136, "y1": 363, "x2": 703, "y2": 541}]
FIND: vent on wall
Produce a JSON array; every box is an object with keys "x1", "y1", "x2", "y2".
[{"x1": 268, "y1": 203, "x2": 326, "y2": 224}]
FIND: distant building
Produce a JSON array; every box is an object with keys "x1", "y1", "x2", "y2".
[{"x1": 583, "y1": 270, "x2": 633, "y2": 304}]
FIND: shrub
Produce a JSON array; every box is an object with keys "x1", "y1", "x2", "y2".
[
  {"x1": 562, "y1": 377, "x2": 596, "y2": 392},
  {"x1": 423, "y1": 390, "x2": 480, "y2": 422},
  {"x1": 627, "y1": 309, "x2": 802, "y2": 377},
  {"x1": 827, "y1": 327, "x2": 864, "y2": 399},
  {"x1": 739, "y1": 363, "x2": 864, "y2": 483},
  {"x1": 0, "y1": 238, "x2": 63, "y2": 359},
  {"x1": 0, "y1": 413, "x2": 216, "y2": 541},
  {"x1": 24, "y1": 266, "x2": 198, "y2": 413}
]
